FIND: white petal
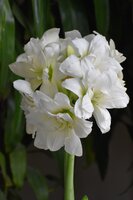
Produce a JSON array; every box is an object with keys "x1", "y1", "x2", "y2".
[
  {"x1": 41, "y1": 28, "x2": 60, "y2": 48},
  {"x1": 40, "y1": 80, "x2": 58, "y2": 98},
  {"x1": 60, "y1": 55, "x2": 82, "y2": 77},
  {"x1": 103, "y1": 88, "x2": 129, "y2": 109},
  {"x1": 44, "y1": 43, "x2": 60, "y2": 64},
  {"x1": 80, "y1": 56, "x2": 94, "y2": 76},
  {"x1": 34, "y1": 90, "x2": 57, "y2": 112},
  {"x1": 24, "y1": 38, "x2": 41, "y2": 55},
  {"x1": 94, "y1": 70, "x2": 117, "y2": 92},
  {"x1": 62, "y1": 78, "x2": 82, "y2": 97},
  {"x1": 72, "y1": 38, "x2": 89, "y2": 57},
  {"x1": 9, "y1": 62, "x2": 35, "y2": 78},
  {"x1": 74, "y1": 118, "x2": 92, "y2": 138},
  {"x1": 82, "y1": 93, "x2": 94, "y2": 117},
  {"x1": 54, "y1": 93, "x2": 72, "y2": 108},
  {"x1": 89, "y1": 34, "x2": 109, "y2": 58},
  {"x1": 84, "y1": 34, "x2": 95, "y2": 43},
  {"x1": 65, "y1": 30, "x2": 82, "y2": 39},
  {"x1": 98, "y1": 57, "x2": 122, "y2": 74},
  {"x1": 34, "y1": 129, "x2": 48, "y2": 150},
  {"x1": 13, "y1": 80, "x2": 33, "y2": 95},
  {"x1": 74, "y1": 95, "x2": 93, "y2": 119},
  {"x1": 35, "y1": 90, "x2": 52, "y2": 103},
  {"x1": 109, "y1": 39, "x2": 126, "y2": 63},
  {"x1": 46, "y1": 130, "x2": 65, "y2": 151},
  {"x1": 65, "y1": 132, "x2": 82, "y2": 156},
  {"x1": 16, "y1": 53, "x2": 27, "y2": 62},
  {"x1": 93, "y1": 106, "x2": 111, "y2": 133}
]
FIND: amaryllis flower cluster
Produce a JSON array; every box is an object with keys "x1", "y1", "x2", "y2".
[{"x1": 9, "y1": 28, "x2": 129, "y2": 156}]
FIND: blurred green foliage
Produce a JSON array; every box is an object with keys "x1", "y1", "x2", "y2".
[{"x1": 0, "y1": 0, "x2": 132, "y2": 199}]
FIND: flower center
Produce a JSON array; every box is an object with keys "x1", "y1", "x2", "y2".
[
  {"x1": 30, "y1": 67, "x2": 43, "y2": 80},
  {"x1": 91, "y1": 90, "x2": 103, "y2": 106},
  {"x1": 56, "y1": 116, "x2": 72, "y2": 131}
]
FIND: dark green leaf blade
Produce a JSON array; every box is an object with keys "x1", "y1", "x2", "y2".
[
  {"x1": 93, "y1": 0, "x2": 109, "y2": 35},
  {"x1": 27, "y1": 167, "x2": 49, "y2": 200},
  {"x1": 10, "y1": 145, "x2": 27, "y2": 188},
  {"x1": 4, "y1": 91, "x2": 24, "y2": 152},
  {"x1": 0, "y1": 0, "x2": 15, "y2": 94},
  {"x1": 58, "y1": 0, "x2": 89, "y2": 35},
  {"x1": 0, "y1": 152, "x2": 12, "y2": 188},
  {"x1": 31, "y1": 0, "x2": 54, "y2": 37}
]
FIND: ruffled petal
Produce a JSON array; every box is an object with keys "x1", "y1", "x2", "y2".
[
  {"x1": 13, "y1": 80, "x2": 33, "y2": 95},
  {"x1": 34, "y1": 90, "x2": 57, "y2": 112},
  {"x1": 84, "y1": 34, "x2": 95, "y2": 43},
  {"x1": 34, "y1": 128, "x2": 48, "y2": 150},
  {"x1": 62, "y1": 78, "x2": 82, "y2": 97},
  {"x1": 40, "y1": 80, "x2": 58, "y2": 98},
  {"x1": 74, "y1": 95, "x2": 93, "y2": 119},
  {"x1": 73, "y1": 117, "x2": 92, "y2": 138},
  {"x1": 40, "y1": 28, "x2": 60, "y2": 48},
  {"x1": 46, "y1": 130, "x2": 65, "y2": 151},
  {"x1": 24, "y1": 38, "x2": 41, "y2": 55},
  {"x1": 102, "y1": 87, "x2": 129, "y2": 109},
  {"x1": 72, "y1": 38, "x2": 89, "y2": 57},
  {"x1": 89, "y1": 34, "x2": 109, "y2": 58},
  {"x1": 60, "y1": 55, "x2": 82, "y2": 77},
  {"x1": 9, "y1": 62, "x2": 35, "y2": 78},
  {"x1": 109, "y1": 39, "x2": 126, "y2": 63},
  {"x1": 65, "y1": 132, "x2": 82, "y2": 156},
  {"x1": 54, "y1": 93, "x2": 72, "y2": 108},
  {"x1": 93, "y1": 106, "x2": 111, "y2": 133},
  {"x1": 65, "y1": 30, "x2": 82, "y2": 39},
  {"x1": 82, "y1": 93, "x2": 94, "y2": 117},
  {"x1": 74, "y1": 98, "x2": 83, "y2": 118}
]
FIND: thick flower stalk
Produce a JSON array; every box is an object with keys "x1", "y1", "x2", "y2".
[{"x1": 9, "y1": 28, "x2": 129, "y2": 200}]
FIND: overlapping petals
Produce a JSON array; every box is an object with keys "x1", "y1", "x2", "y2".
[{"x1": 9, "y1": 28, "x2": 129, "y2": 156}]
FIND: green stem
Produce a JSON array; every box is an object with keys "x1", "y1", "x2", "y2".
[{"x1": 64, "y1": 151, "x2": 75, "y2": 200}]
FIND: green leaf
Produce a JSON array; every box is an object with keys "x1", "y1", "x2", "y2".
[
  {"x1": 0, "y1": 0, "x2": 15, "y2": 94},
  {"x1": 0, "y1": 190, "x2": 6, "y2": 200},
  {"x1": 93, "y1": 0, "x2": 109, "y2": 35},
  {"x1": 0, "y1": 152, "x2": 12, "y2": 188},
  {"x1": 10, "y1": 145, "x2": 27, "y2": 188},
  {"x1": 82, "y1": 195, "x2": 89, "y2": 200},
  {"x1": 27, "y1": 167, "x2": 49, "y2": 200},
  {"x1": 31, "y1": 0, "x2": 54, "y2": 37},
  {"x1": 58, "y1": 0, "x2": 89, "y2": 35},
  {"x1": 12, "y1": 1, "x2": 26, "y2": 28},
  {"x1": 4, "y1": 92, "x2": 24, "y2": 152}
]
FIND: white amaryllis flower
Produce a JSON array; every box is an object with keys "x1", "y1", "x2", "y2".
[
  {"x1": 26, "y1": 92, "x2": 92, "y2": 156},
  {"x1": 9, "y1": 28, "x2": 60, "y2": 90},
  {"x1": 62, "y1": 69, "x2": 129, "y2": 133},
  {"x1": 9, "y1": 28, "x2": 129, "y2": 156},
  {"x1": 13, "y1": 79, "x2": 92, "y2": 156}
]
